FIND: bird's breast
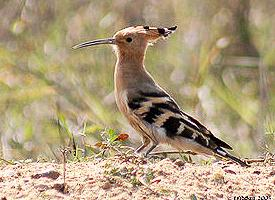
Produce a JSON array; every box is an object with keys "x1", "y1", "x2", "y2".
[{"x1": 114, "y1": 89, "x2": 129, "y2": 116}]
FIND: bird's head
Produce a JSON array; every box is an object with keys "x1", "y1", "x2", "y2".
[{"x1": 73, "y1": 25, "x2": 177, "y2": 57}]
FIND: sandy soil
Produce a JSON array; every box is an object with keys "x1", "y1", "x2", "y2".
[{"x1": 0, "y1": 156, "x2": 274, "y2": 200}]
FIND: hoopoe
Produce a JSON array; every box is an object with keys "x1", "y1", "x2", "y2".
[{"x1": 73, "y1": 25, "x2": 249, "y2": 167}]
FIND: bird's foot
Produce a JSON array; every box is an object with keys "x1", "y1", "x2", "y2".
[{"x1": 133, "y1": 150, "x2": 146, "y2": 158}]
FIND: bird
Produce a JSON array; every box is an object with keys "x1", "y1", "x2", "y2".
[{"x1": 73, "y1": 25, "x2": 249, "y2": 167}]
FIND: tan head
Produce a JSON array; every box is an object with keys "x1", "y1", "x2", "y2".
[{"x1": 73, "y1": 25, "x2": 177, "y2": 57}]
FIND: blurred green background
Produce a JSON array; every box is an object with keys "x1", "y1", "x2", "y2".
[{"x1": 0, "y1": 0, "x2": 274, "y2": 160}]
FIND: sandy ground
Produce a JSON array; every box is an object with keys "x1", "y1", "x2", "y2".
[{"x1": 0, "y1": 156, "x2": 274, "y2": 200}]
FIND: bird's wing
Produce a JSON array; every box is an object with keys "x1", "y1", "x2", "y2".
[{"x1": 127, "y1": 88, "x2": 232, "y2": 150}]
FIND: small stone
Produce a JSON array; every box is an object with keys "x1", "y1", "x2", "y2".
[
  {"x1": 34, "y1": 184, "x2": 50, "y2": 192},
  {"x1": 252, "y1": 170, "x2": 261, "y2": 175},
  {"x1": 52, "y1": 183, "x2": 68, "y2": 194},
  {"x1": 102, "y1": 182, "x2": 112, "y2": 190},
  {"x1": 174, "y1": 159, "x2": 185, "y2": 167},
  {"x1": 224, "y1": 169, "x2": 236, "y2": 175},
  {"x1": 31, "y1": 170, "x2": 60, "y2": 180},
  {"x1": 216, "y1": 193, "x2": 223, "y2": 198}
]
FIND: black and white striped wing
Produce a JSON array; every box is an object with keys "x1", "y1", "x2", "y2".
[{"x1": 127, "y1": 90, "x2": 232, "y2": 151}]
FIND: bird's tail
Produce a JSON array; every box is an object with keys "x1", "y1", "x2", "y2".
[{"x1": 215, "y1": 148, "x2": 250, "y2": 167}]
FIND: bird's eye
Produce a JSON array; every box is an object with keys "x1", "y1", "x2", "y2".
[{"x1": 126, "y1": 37, "x2": 133, "y2": 43}]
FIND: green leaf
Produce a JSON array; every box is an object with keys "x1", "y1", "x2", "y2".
[{"x1": 108, "y1": 128, "x2": 118, "y2": 143}]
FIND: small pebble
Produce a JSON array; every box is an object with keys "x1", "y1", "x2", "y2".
[
  {"x1": 174, "y1": 159, "x2": 185, "y2": 167},
  {"x1": 102, "y1": 182, "x2": 112, "y2": 190}
]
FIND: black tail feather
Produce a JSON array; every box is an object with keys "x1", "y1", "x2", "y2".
[
  {"x1": 215, "y1": 148, "x2": 250, "y2": 167},
  {"x1": 225, "y1": 153, "x2": 250, "y2": 167},
  {"x1": 211, "y1": 135, "x2": 233, "y2": 150}
]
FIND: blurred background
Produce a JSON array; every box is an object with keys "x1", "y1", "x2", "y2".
[{"x1": 0, "y1": 0, "x2": 274, "y2": 160}]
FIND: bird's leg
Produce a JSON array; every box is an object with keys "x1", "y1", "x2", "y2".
[
  {"x1": 135, "y1": 136, "x2": 150, "y2": 154},
  {"x1": 144, "y1": 142, "x2": 158, "y2": 157}
]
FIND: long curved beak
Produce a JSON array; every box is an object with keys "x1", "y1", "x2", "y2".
[{"x1": 72, "y1": 38, "x2": 115, "y2": 49}]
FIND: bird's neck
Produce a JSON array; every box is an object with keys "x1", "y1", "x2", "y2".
[
  {"x1": 114, "y1": 51, "x2": 154, "y2": 93},
  {"x1": 116, "y1": 52, "x2": 145, "y2": 75}
]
